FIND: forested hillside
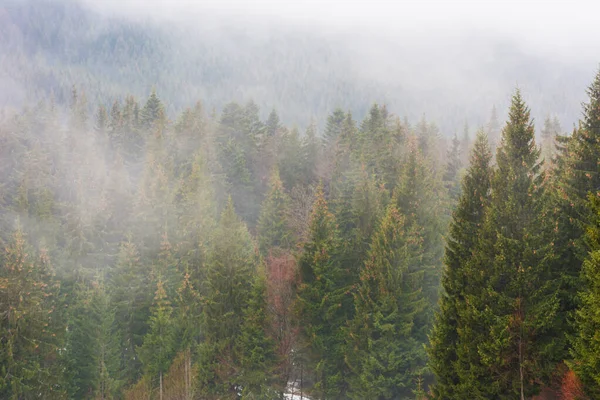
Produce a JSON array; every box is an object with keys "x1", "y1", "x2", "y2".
[
  {"x1": 0, "y1": 66, "x2": 599, "y2": 399},
  {"x1": 3, "y1": 1, "x2": 600, "y2": 400},
  {"x1": 0, "y1": 0, "x2": 593, "y2": 131}
]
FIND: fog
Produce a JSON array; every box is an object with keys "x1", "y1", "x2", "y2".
[
  {"x1": 39, "y1": 0, "x2": 595, "y2": 133},
  {"x1": 89, "y1": 0, "x2": 600, "y2": 60}
]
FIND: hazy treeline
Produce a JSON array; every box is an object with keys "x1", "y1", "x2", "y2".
[
  {"x1": 0, "y1": 0, "x2": 593, "y2": 131},
  {"x1": 2, "y1": 63, "x2": 600, "y2": 399}
]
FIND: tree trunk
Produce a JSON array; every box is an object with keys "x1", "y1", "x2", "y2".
[{"x1": 160, "y1": 371, "x2": 163, "y2": 400}]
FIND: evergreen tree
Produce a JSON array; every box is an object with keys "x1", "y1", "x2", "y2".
[
  {"x1": 257, "y1": 168, "x2": 294, "y2": 255},
  {"x1": 553, "y1": 71, "x2": 600, "y2": 386},
  {"x1": 138, "y1": 278, "x2": 175, "y2": 400},
  {"x1": 197, "y1": 198, "x2": 259, "y2": 398},
  {"x1": 266, "y1": 109, "x2": 281, "y2": 137},
  {"x1": 0, "y1": 226, "x2": 66, "y2": 399},
  {"x1": 571, "y1": 193, "x2": 600, "y2": 398},
  {"x1": 460, "y1": 121, "x2": 471, "y2": 166},
  {"x1": 461, "y1": 91, "x2": 559, "y2": 398},
  {"x1": 428, "y1": 130, "x2": 493, "y2": 399},
  {"x1": 487, "y1": 105, "x2": 501, "y2": 154},
  {"x1": 323, "y1": 108, "x2": 346, "y2": 145},
  {"x1": 235, "y1": 266, "x2": 278, "y2": 398},
  {"x1": 66, "y1": 279, "x2": 120, "y2": 399},
  {"x1": 444, "y1": 132, "x2": 462, "y2": 202},
  {"x1": 345, "y1": 200, "x2": 426, "y2": 399},
  {"x1": 110, "y1": 239, "x2": 151, "y2": 386},
  {"x1": 570, "y1": 70, "x2": 600, "y2": 397},
  {"x1": 141, "y1": 89, "x2": 165, "y2": 130},
  {"x1": 296, "y1": 184, "x2": 350, "y2": 399},
  {"x1": 173, "y1": 272, "x2": 201, "y2": 399},
  {"x1": 395, "y1": 139, "x2": 444, "y2": 331}
]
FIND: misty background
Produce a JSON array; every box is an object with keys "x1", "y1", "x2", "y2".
[{"x1": 1, "y1": 0, "x2": 598, "y2": 134}]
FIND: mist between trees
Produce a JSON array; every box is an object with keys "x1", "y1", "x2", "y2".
[{"x1": 2, "y1": 41, "x2": 600, "y2": 399}]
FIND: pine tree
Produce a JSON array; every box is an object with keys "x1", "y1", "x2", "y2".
[
  {"x1": 174, "y1": 272, "x2": 201, "y2": 400},
  {"x1": 460, "y1": 121, "x2": 471, "y2": 166},
  {"x1": 141, "y1": 89, "x2": 165, "y2": 130},
  {"x1": 197, "y1": 198, "x2": 259, "y2": 398},
  {"x1": 0, "y1": 226, "x2": 66, "y2": 399},
  {"x1": 570, "y1": 193, "x2": 600, "y2": 397},
  {"x1": 487, "y1": 105, "x2": 501, "y2": 154},
  {"x1": 257, "y1": 168, "x2": 294, "y2": 255},
  {"x1": 266, "y1": 109, "x2": 281, "y2": 137},
  {"x1": 138, "y1": 279, "x2": 175, "y2": 400},
  {"x1": 428, "y1": 130, "x2": 493, "y2": 399},
  {"x1": 570, "y1": 70, "x2": 600, "y2": 397},
  {"x1": 235, "y1": 266, "x2": 278, "y2": 398},
  {"x1": 444, "y1": 133, "x2": 462, "y2": 202},
  {"x1": 296, "y1": 184, "x2": 350, "y2": 399},
  {"x1": 345, "y1": 201, "x2": 426, "y2": 399},
  {"x1": 462, "y1": 90, "x2": 559, "y2": 398},
  {"x1": 395, "y1": 139, "x2": 444, "y2": 332},
  {"x1": 66, "y1": 278, "x2": 120, "y2": 399},
  {"x1": 110, "y1": 239, "x2": 151, "y2": 386}
]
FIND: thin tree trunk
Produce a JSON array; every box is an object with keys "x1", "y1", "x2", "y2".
[
  {"x1": 160, "y1": 371, "x2": 163, "y2": 400},
  {"x1": 519, "y1": 299, "x2": 525, "y2": 400}
]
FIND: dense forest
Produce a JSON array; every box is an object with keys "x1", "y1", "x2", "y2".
[
  {"x1": 1, "y1": 65, "x2": 600, "y2": 399},
  {"x1": 3, "y1": 1, "x2": 600, "y2": 400}
]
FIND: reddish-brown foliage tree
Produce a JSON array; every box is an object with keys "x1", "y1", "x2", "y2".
[
  {"x1": 559, "y1": 370, "x2": 587, "y2": 400},
  {"x1": 265, "y1": 249, "x2": 299, "y2": 389}
]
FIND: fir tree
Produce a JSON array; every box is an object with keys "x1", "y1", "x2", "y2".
[
  {"x1": 197, "y1": 198, "x2": 259, "y2": 398},
  {"x1": 138, "y1": 278, "x2": 175, "y2": 400},
  {"x1": 141, "y1": 89, "x2": 165, "y2": 130},
  {"x1": 110, "y1": 239, "x2": 151, "y2": 386},
  {"x1": 235, "y1": 266, "x2": 278, "y2": 398},
  {"x1": 570, "y1": 70, "x2": 600, "y2": 398},
  {"x1": 345, "y1": 201, "x2": 426, "y2": 399},
  {"x1": 296, "y1": 184, "x2": 350, "y2": 399},
  {"x1": 257, "y1": 168, "x2": 294, "y2": 255},
  {"x1": 462, "y1": 90, "x2": 559, "y2": 398},
  {"x1": 0, "y1": 226, "x2": 66, "y2": 399},
  {"x1": 428, "y1": 130, "x2": 493, "y2": 399},
  {"x1": 444, "y1": 132, "x2": 462, "y2": 202}
]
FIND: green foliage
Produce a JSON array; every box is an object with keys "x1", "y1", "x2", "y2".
[
  {"x1": 235, "y1": 268, "x2": 278, "y2": 399},
  {"x1": 66, "y1": 279, "x2": 121, "y2": 399},
  {"x1": 257, "y1": 168, "x2": 294, "y2": 255},
  {"x1": 346, "y1": 201, "x2": 426, "y2": 399},
  {"x1": 0, "y1": 226, "x2": 67, "y2": 399},
  {"x1": 197, "y1": 198, "x2": 261, "y2": 397},
  {"x1": 428, "y1": 130, "x2": 493, "y2": 399},
  {"x1": 296, "y1": 184, "x2": 352, "y2": 399},
  {"x1": 110, "y1": 239, "x2": 152, "y2": 386},
  {"x1": 138, "y1": 279, "x2": 175, "y2": 390},
  {"x1": 571, "y1": 194, "x2": 600, "y2": 398},
  {"x1": 457, "y1": 91, "x2": 560, "y2": 397}
]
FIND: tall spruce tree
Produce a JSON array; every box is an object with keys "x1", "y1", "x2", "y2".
[
  {"x1": 428, "y1": 130, "x2": 493, "y2": 399},
  {"x1": 345, "y1": 200, "x2": 426, "y2": 399},
  {"x1": 138, "y1": 278, "x2": 175, "y2": 400},
  {"x1": 257, "y1": 168, "x2": 294, "y2": 255},
  {"x1": 570, "y1": 70, "x2": 600, "y2": 397},
  {"x1": 197, "y1": 198, "x2": 259, "y2": 399},
  {"x1": 444, "y1": 132, "x2": 463, "y2": 202},
  {"x1": 0, "y1": 226, "x2": 66, "y2": 399},
  {"x1": 296, "y1": 184, "x2": 350, "y2": 399},
  {"x1": 461, "y1": 91, "x2": 560, "y2": 398},
  {"x1": 235, "y1": 266, "x2": 278, "y2": 398}
]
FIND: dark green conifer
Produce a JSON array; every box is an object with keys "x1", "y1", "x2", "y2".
[{"x1": 428, "y1": 130, "x2": 492, "y2": 399}]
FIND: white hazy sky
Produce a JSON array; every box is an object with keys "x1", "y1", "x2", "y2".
[{"x1": 88, "y1": 0, "x2": 600, "y2": 60}]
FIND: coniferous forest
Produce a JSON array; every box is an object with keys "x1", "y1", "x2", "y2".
[
  {"x1": 2, "y1": 71, "x2": 600, "y2": 399},
  {"x1": 3, "y1": 2, "x2": 600, "y2": 400}
]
